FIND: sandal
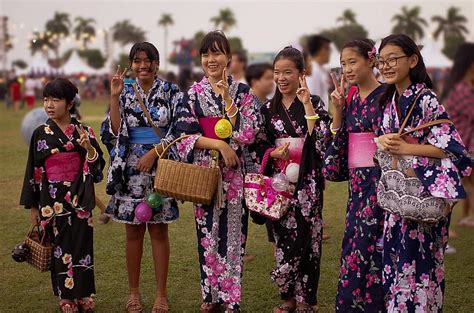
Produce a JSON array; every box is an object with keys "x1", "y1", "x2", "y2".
[
  {"x1": 126, "y1": 293, "x2": 143, "y2": 313},
  {"x1": 77, "y1": 297, "x2": 95, "y2": 313},
  {"x1": 200, "y1": 303, "x2": 222, "y2": 313},
  {"x1": 97, "y1": 213, "x2": 110, "y2": 225},
  {"x1": 295, "y1": 305, "x2": 317, "y2": 313},
  {"x1": 152, "y1": 296, "x2": 169, "y2": 313},
  {"x1": 59, "y1": 301, "x2": 78, "y2": 313},
  {"x1": 273, "y1": 304, "x2": 296, "y2": 313}
]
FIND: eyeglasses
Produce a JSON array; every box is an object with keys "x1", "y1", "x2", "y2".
[{"x1": 376, "y1": 55, "x2": 408, "y2": 70}]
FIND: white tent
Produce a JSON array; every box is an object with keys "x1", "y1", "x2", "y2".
[
  {"x1": 62, "y1": 50, "x2": 102, "y2": 75},
  {"x1": 17, "y1": 53, "x2": 51, "y2": 75},
  {"x1": 421, "y1": 39, "x2": 452, "y2": 68}
]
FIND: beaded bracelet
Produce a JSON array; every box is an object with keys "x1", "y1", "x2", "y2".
[
  {"x1": 86, "y1": 147, "x2": 98, "y2": 163},
  {"x1": 304, "y1": 114, "x2": 320, "y2": 120},
  {"x1": 330, "y1": 122, "x2": 340, "y2": 135},
  {"x1": 224, "y1": 100, "x2": 235, "y2": 112},
  {"x1": 227, "y1": 107, "x2": 239, "y2": 119}
]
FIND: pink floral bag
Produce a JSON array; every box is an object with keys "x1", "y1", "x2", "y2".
[{"x1": 244, "y1": 148, "x2": 295, "y2": 221}]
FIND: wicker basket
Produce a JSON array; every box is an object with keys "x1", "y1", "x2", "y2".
[
  {"x1": 25, "y1": 226, "x2": 53, "y2": 272},
  {"x1": 155, "y1": 135, "x2": 220, "y2": 205}
]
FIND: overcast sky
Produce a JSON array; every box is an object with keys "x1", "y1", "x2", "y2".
[{"x1": 2, "y1": 0, "x2": 473, "y2": 62}]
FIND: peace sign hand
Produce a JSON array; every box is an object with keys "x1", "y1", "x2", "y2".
[
  {"x1": 330, "y1": 72, "x2": 346, "y2": 111},
  {"x1": 296, "y1": 75, "x2": 311, "y2": 106},
  {"x1": 76, "y1": 125, "x2": 93, "y2": 152},
  {"x1": 215, "y1": 68, "x2": 231, "y2": 103},
  {"x1": 111, "y1": 65, "x2": 128, "y2": 97}
]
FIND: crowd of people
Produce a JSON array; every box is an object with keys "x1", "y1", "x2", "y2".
[{"x1": 17, "y1": 30, "x2": 473, "y2": 313}]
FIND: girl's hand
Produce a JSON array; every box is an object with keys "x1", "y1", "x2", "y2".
[
  {"x1": 76, "y1": 125, "x2": 93, "y2": 152},
  {"x1": 387, "y1": 136, "x2": 411, "y2": 155},
  {"x1": 377, "y1": 133, "x2": 401, "y2": 152},
  {"x1": 137, "y1": 149, "x2": 158, "y2": 172},
  {"x1": 296, "y1": 75, "x2": 311, "y2": 106},
  {"x1": 271, "y1": 143, "x2": 290, "y2": 160},
  {"x1": 30, "y1": 207, "x2": 40, "y2": 226},
  {"x1": 218, "y1": 141, "x2": 240, "y2": 168},
  {"x1": 111, "y1": 65, "x2": 128, "y2": 97},
  {"x1": 215, "y1": 68, "x2": 231, "y2": 104},
  {"x1": 330, "y1": 72, "x2": 346, "y2": 111}
]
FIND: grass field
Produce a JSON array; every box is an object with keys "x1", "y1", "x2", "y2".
[{"x1": 0, "y1": 100, "x2": 473, "y2": 312}]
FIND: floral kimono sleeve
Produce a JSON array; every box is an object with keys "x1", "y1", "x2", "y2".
[
  {"x1": 323, "y1": 109, "x2": 349, "y2": 182},
  {"x1": 231, "y1": 89, "x2": 260, "y2": 146},
  {"x1": 410, "y1": 91, "x2": 472, "y2": 199},
  {"x1": 308, "y1": 95, "x2": 332, "y2": 157},
  {"x1": 83, "y1": 125, "x2": 105, "y2": 183},
  {"x1": 161, "y1": 85, "x2": 184, "y2": 147},
  {"x1": 20, "y1": 128, "x2": 45, "y2": 209}
]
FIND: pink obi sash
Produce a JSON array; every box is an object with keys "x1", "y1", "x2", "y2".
[
  {"x1": 275, "y1": 137, "x2": 304, "y2": 164},
  {"x1": 45, "y1": 152, "x2": 82, "y2": 182},
  {"x1": 348, "y1": 132, "x2": 377, "y2": 168},
  {"x1": 198, "y1": 117, "x2": 220, "y2": 140}
]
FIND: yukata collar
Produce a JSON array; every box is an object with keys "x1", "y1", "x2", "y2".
[
  {"x1": 135, "y1": 76, "x2": 161, "y2": 97},
  {"x1": 393, "y1": 82, "x2": 427, "y2": 117}
]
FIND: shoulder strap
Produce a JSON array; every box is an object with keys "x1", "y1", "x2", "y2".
[
  {"x1": 400, "y1": 119, "x2": 453, "y2": 137},
  {"x1": 132, "y1": 84, "x2": 163, "y2": 138},
  {"x1": 398, "y1": 89, "x2": 428, "y2": 135}
]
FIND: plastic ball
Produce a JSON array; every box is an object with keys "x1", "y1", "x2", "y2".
[
  {"x1": 11, "y1": 243, "x2": 29, "y2": 263},
  {"x1": 272, "y1": 173, "x2": 290, "y2": 192},
  {"x1": 214, "y1": 118, "x2": 233, "y2": 139},
  {"x1": 146, "y1": 192, "x2": 162, "y2": 208},
  {"x1": 285, "y1": 163, "x2": 300, "y2": 183},
  {"x1": 21, "y1": 108, "x2": 48, "y2": 145},
  {"x1": 135, "y1": 202, "x2": 153, "y2": 223}
]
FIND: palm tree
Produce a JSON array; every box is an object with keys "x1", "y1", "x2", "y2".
[
  {"x1": 432, "y1": 7, "x2": 469, "y2": 40},
  {"x1": 74, "y1": 17, "x2": 96, "y2": 49},
  {"x1": 112, "y1": 20, "x2": 146, "y2": 50},
  {"x1": 210, "y1": 8, "x2": 236, "y2": 33},
  {"x1": 45, "y1": 11, "x2": 71, "y2": 58},
  {"x1": 158, "y1": 13, "x2": 174, "y2": 70},
  {"x1": 337, "y1": 9, "x2": 357, "y2": 26},
  {"x1": 391, "y1": 6, "x2": 428, "y2": 42},
  {"x1": 29, "y1": 31, "x2": 54, "y2": 58}
]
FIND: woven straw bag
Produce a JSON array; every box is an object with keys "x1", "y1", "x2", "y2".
[
  {"x1": 25, "y1": 226, "x2": 53, "y2": 272},
  {"x1": 154, "y1": 135, "x2": 220, "y2": 205}
]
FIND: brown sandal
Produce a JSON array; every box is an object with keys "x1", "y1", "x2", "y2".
[
  {"x1": 77, "y1": 297, "x2": 95, "y2": 313},
  {"x1": 152, "y1": 296, "x2": 169, "y2": 313},
  {"x1": 200, "y1": 303, "x2": 222, "y2": 313},
  {"x1": 126, "y1": 293, "x2": 143, "y2": 313},
  {"x1": 59, "y1": 301, "x2": 78, "y2": 313},
  {"x1": 273, "y1": 304, "x2": 296, "y2": 313}
]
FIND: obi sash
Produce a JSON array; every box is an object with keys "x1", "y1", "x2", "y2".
[
  {"x1": 348, "y1": 132, "x2": 377, "y2": 168},
  {"x1": 129, "y1": 127, "x2": 164, "y2": 144},
  {"x1": 198, "y1": 117, "x2": 221, "y2": 140},
  {"x1": 45, "y1": 152, "x2": 82, "y2": 182},
  {"x1": 275, "y1": 137, "x2": 304, "y2": 164}
]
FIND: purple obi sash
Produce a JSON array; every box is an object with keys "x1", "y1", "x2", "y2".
[
  {"x1": 198, "y1": 117, "x2": 221, "y2": 140},
  {"x1": 45, "y1": 152, "x2": 82, "y2": 182},
  {"x1": 275, "y1": 137, "x2": 304, "y2": 164},
  {"x1": 348, "y1": 132, "x2": 377, "y2": 168}
]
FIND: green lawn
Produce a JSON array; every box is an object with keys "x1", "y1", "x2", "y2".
[{"x1": 0, "y1": 100, "x2": 473, "y2": 312}]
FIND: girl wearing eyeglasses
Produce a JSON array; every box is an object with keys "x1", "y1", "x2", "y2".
[
  {"x1": 376, "y1": 34, "x2": 471, "y2": 312},
  {"x1": 323, "y1": 39, "x2": 386, "y2": 313}
]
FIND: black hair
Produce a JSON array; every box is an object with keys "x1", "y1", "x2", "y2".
[
  {"x1": 269, "y1": 46, "x2": 305, "y2": 112},
  {"x1": 233, "y1": 50, "x2": 248, "y2": 68},
  {"x1": 342, "y1": 38, "x2": 375, "y2": 60},
  {"x1": 129, "y1": 42, "x2": 160, "y2": 63},
  {"x1": 378, "y1": 34, "x2": 433, "y2": 107},
  {"x1": 307, "y1": 35, "x2": 331, "y2": 57},
  {"x1": 199, "y1": 31, "x2": 231, "y2": 56},
  {"x1": 43, "y1": 78, "x2": 79, "y2": 114},
  {"x1": 245, "y1": 63, "x2": 273, "y2": 88},
  {"x1": 441, "y1": 42, "x2": 474, "y2": 100}
]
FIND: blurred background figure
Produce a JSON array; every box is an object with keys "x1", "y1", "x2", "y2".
[
  {"x1": 306, "y1": 35, "x2": 332, "y2": 109},
  {"x1": 230, "y1": 50, "x2": 248, "y2": 84}
]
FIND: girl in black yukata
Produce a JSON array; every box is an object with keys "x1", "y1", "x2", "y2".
[{"x1": 20, "y1": 78, "x2": 105, "y2": 313}]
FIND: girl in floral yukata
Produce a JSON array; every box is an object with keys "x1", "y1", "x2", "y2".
[
  {"x1": 254, "y1": 47, "x2": 331, "y2": 313},
  {"x1": 323, "y1": 39, "x2": 385, "y2": 312},
  {"x1": 376, "y1": 34, "x2": 472, "y2": 312},
  {"x1": 171, "y1": 31, "x2": 259, "y2": 313},
  {"x1": 20, "y1": 78, "x2": 105, "y2": 313},
  {"x1": 102, "y1": 42, "x2": 182, "y2": 313}
]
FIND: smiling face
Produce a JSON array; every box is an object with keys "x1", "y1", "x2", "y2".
[
  {"x1": 201, "y1": 44, "x2": 231, "y2": 81},
  {"x1": 274, "y1": 58, "x2": 302, "y2": 96},
  {"x1": 378, "y1": 44, "x2": 418, "y2": 85},
  {"x1": 340, "y1": 48, "x2": 375, "y2": 85},
  {"x1": 130, "y1": 51, "x2": 158, "y2": 83},
  {"x1": 43, "y1": 96, "x2": 72, "y2": 121}
]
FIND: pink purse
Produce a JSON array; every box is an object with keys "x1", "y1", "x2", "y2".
[{"x1": 244, "y1": 148, "x2": 295, "y2": 221}]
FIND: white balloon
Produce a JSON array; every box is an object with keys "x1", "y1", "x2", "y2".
[
  {"x1": 272, "y1": 173, "x2": 289, "y2": 192},
  {"x1": 285, "y1": 163, "x2": 300, "y2": 183}
]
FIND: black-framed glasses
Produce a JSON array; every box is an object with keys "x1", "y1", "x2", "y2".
[{"x1": 376, "y1": 55, "x2": 408, "y2": 70}]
